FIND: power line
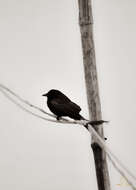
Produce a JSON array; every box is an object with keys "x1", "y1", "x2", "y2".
[
  {"x1": 0, "y1": 84, "x2": 58, "y2": 118},
  {"x1": 0, "y1": 86, "x2": 86, "y2": 126},
  {"x1": 88, "y1": 124, "x2": 136, "y2": 190},
  {"x1": 0, "y1": 84, "x2": 136, "y2": 189}
]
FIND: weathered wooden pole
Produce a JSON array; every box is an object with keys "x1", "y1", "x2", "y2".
[{"x1": 78, "y1": 0, "x2": 111, "y2": 190}]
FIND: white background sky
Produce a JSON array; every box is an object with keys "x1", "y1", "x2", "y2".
[{"x1": 0, "y1": 0, "x2": 136, "y2": 190}]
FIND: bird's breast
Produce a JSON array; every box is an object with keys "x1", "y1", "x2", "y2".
[{"x1": 47, "y1": 100, "x2": 60, "y2": 116}]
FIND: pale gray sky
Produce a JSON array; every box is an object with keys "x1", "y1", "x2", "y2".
[{"x1": 0, "y1": 0, "x2": 136, "y2": 190}]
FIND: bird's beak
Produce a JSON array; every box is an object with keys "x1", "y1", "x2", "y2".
[{"x1": 42, "y1": 93, "x2": 48, "y2": 97}]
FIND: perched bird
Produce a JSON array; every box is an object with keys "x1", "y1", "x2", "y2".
[
  {"x1": 42, "y1": 89, "x2": 84, "y2": 121},
  {"x1": 42, "y1": 89, "x2": 108, "y2": 131}
]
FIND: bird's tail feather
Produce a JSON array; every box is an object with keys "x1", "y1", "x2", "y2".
[
  {"x1": 87, "y1": 120, "x2": 109, "y2": 126},
  {"x1": 79, "y1": 115, "x2": 109, "y2": 129},
  {"x1": 78, "y1": 115, "x2": 108, "y2": 140}
]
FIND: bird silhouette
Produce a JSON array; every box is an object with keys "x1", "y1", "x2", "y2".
[
  {"x1": 42, "y1": 89, "x2": 108, "y2": 132},
  {"x1": 42, "y1": 89, "x2": 84, "y2": 120}
]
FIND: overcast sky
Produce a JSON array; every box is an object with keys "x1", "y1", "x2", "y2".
[{"x1": 0, "y1": 0, "x2": 136, "y2": 190}]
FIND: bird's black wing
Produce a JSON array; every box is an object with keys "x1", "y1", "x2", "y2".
[
  {"x1": 69, "y1": 101, "x2": 81, "y2": 112},
  {"x1": 50, "y1": 99, "x2": 81, "y2": 116},
  {"x1": 57, "y1": 92, "x2": 71, "y2": 102}
]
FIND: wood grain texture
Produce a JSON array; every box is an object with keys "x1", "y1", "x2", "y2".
[{"x1": 78, "y1": 0, "x2": 111, "y2": 190}]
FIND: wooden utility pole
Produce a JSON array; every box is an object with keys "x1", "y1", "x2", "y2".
[{"x1": 78, "y1": 1, "x2": 111, "y2": 190}]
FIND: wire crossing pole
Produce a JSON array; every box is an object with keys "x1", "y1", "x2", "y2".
[{"x1": 78, "y1": 1, "x2": 111, "y2": 190}]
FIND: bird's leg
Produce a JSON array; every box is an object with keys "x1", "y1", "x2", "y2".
[{"x1": 56, "y1": 116, "x2": 60, "y2": 121}]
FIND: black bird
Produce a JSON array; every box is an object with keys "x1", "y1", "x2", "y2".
[
  {"x1": 42, "y1": 89, "x2": 84, "y2": 121},
  {"x1": 42, "y1": 89, "x2": 108, "y2": 131}
]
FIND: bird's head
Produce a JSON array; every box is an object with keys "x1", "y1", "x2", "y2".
[{"x1": 42, "y1": 89, "x2": 62, "y2": 99}]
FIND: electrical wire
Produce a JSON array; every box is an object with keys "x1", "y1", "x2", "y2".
[{"x1": 0, "y1": 84, "x2": 136, "y2": 190}]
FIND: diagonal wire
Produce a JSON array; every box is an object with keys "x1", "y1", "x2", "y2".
[
  {"x1": 0, "y1": 83, "x2": 136, "y2": 190},
  {"x1": 0, "y1": 83, "x2": 69, "y2": 122},
  {"x1": 88, "y1": 124, "x2": 136, "y2": 190},
  {"x1": 0, "y1": 89, "x2": 78, "y2": 125},
  {"x1": 107, "y1": 153, "x2": 136, "y2": 190},
  {"x1": 88, "y1": 124, "x2": 136, "y2": 182}
]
